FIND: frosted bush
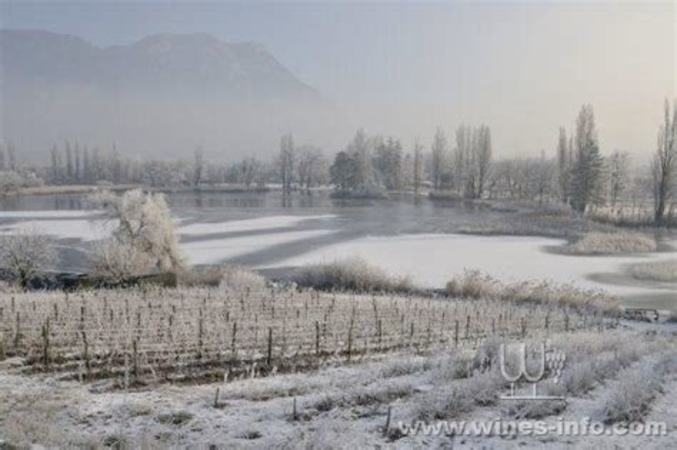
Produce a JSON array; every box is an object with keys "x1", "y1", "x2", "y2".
[
  {"x1": 0, "y1": 227, "x2": 57, "y2": 288},
  {"x1": 293, "y1": 257, "x2": 413, "y2": 293},
  {"x1": 221, "y1": 265, "x2": 266, "y2": 291},
  {"x1": 629, "y1": 259, "x2": 677, "y2": 282},
  {"x1": 91, "y1": 240, "x2": 155, "y2": 282}
]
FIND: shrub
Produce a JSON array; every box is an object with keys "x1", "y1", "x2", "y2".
[
  {"x1": 178, "y1": 265, "x2": 266, "y2": 290},
  {"x1": 629, "y1": 259, "x2": 677, "y2": 282},
  {"x1": 593, "y1": 355, "x2": 677, "y2": 424},
  {"x1": 445, "y1": 270, "x2": 496, "y2": 299},
  {"x1": 0, "y1": 227, "x2": 57, "y2": 289},
  {"x1": 220, "y1": 265, "x2": 266, "y2": 291},
  {"x1": 566, "y1": 231, "x2": 656, "y2": 255},
  {"x1": 91, "y1": 240, "x2": 155, "y2": 283},
  {"x1": 293, "y1": 257, "x2": 413, "y2": 293},
  {"x1": 178, "y1": 266, "x2": 226, "y2": 287}
]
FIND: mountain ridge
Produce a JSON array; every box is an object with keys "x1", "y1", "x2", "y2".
[{"x1": 0, "y1": 29, "x2": 338, "y2": 160}]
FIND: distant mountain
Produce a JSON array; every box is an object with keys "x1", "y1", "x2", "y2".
[{"x1": 0, "y1": 30, "x2": 337, "y2": 160}]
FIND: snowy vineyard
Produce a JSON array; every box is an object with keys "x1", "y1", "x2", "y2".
[{"x1": 0, "y1": 287, "x2": 604, "y2": 387}]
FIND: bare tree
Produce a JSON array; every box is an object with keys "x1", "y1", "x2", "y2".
[
  {"x1": 0, "y1": 228, "x2": 57, "y2": 289},
  {"x1": 6, "y1": 142, "x2": 16, "y2": 171},
  {"x1": 652, "y1": 99, "x2": 676, "y2": 225},
  {"x1": 193, "y1": 146, "x2": 204, "y2": 187},
  {"x1": 556, "y1": 127, "x2": 572, "y2": 203},
  {"x1": 475, "y1": 125, "x2": 492, "y2": 198},
  {"x1": 430, "y1": 128, "x2": 448, "y2": 190},
  {"x1": 297, "y1": 146, "x2": 328, "y2": 192},
  {"x1": 278, "y1": 133, "x2": 295, "y2": 194},
  {"x1": 413, "y1": 140, "x2": 423, "y2": 195}
]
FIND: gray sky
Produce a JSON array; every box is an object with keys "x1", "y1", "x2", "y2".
[{"x1": 1, "y1": 0, "x2": 675, "y2": 158}]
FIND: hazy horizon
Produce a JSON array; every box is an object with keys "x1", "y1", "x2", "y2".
[{"x1": 1, "y1": 1, "x2": 675, "y2": 162}]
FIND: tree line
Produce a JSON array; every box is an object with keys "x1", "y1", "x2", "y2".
[{"x1": 1, "y1": 100, "x2": 675, "y2": 225}]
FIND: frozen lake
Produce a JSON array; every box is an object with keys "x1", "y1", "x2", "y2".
[{"x1": 0, "y1": 192, "x2": 675, "y2": 311}]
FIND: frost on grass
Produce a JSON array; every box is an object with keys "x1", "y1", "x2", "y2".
[
  {"x1": 629, "y1": 259, "x2": 677, "y2": 282},
  {"x1": 446, "y1": 269, "x2": 619, "y2": 314},
  {"x1": 566, "y1": 231, "x2": 657, "y2": 255},
  {"x1": 292, "y1": 256, "x2": 413, "y2": 293},
  {"x1": 178, "y1": 264, "x2": 266, "y2": 289},
  {"x1": 593, "y1": 354, "x2": 677, "y2": 424}
]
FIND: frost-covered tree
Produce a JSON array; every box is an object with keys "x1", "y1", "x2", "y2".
[
  {"x1": 430, "y1": 128, "x2": 448, "y2": 190},
  {"x1": 0, "y1": 228, "x2": 57, "y2": 289},
  {"x1": 91, "y1": 190, "x2": 184, "y2": 275},
  {"x1": 652, "y1": 99, "x2": 676, "y2": 225},
  {"x1": 570, "y1": 105, "x2": 604, "y2": 213},
  {"x1": 556, "y1": 127, "x2": 572, "y2": 203},
  {"x1": 348, "y1": 129, "x2": 375, "y2": 190},
  {"x1": 193, "y1": 147, "x2": 204, "y2": 187},
  {"x1": 297, "y1": 146, "x2": 328, "y2": 192},
  {"x1": 329, "y1": 151, "x2": 357, "y2": 192},
  {"x1": 373, "y1": 137, "x2": 403, "y2": 191},
  {"x1": 608, "y1": 150, "x2": 629, "y2": 207},
  {"x1": 278, "y1": 134, "x2": 295, "y2": 194},
  {"x1": 475, "y1": 125, "x2": 492, "y2": 199},
  {"x1": 413, "y1": 140, "x2": 423, "y2": 195}
]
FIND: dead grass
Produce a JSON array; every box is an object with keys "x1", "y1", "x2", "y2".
[
  {"x1": 566, "y1": 231, "x2": 657, "y2": 255},
  {"x1": 446, "y1": 269, "x2": 619, "y2": 314},
  {"x1": 292, "y1": 257, "x2": 414, "y2": 293}
]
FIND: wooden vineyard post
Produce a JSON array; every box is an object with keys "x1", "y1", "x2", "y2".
[
  {"x1": 231, "y1": 322, "x2": 238, "y2": 361},
  {"x1": 132, "y1": 338, "x2": 139, "y2": 381},
  {"x1": 377, "y1": 319, "x2": 383, "y2": 351},
  {"x1": 13, "y1": 312, "x2": 21, "y2": 351},
  {"x1": 267, "y1": 327, "x2": 273, "y2": 366},
  {"x1": 454, "y1": 320, "x2": 459, "y2": 347},
  {"x1": 383, "y1": 405, "x2": 392, "y2": 437},
  {"x1": 465, "y1": 315, "x2": 470, "y2": 339},
  {"x1": 564, "y1": 314, "x2": 570, "y2": 332},
  {"x1": 41, "y1": 319, "x2": 50, "y2": 370},
  {"x1": 81, "y1": 330, "x2": 91, "y2": 380},
  {"x1": 315, "y1": 321, "x2": 320, "y2": 357},
  {"x1": 198, "y1": 309, "x2": 204, "y2": 361},
  {"x1": 520, "y1": 317, "x2": 527, "y2": 338},
  {"x1": 491, "y1": 318, "x2": 496, "y2": 335},
  {"x1": 347, "y1": 319, "x2": 354, "y2": 362}
]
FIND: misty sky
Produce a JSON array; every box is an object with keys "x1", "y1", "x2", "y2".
[{"x1": 1, "y1": 1, "x2": 676, "y2": 159}]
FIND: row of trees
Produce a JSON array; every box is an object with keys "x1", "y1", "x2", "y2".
[{"x1": 4, "y1": 99, "x2": 676, "y2": 224}]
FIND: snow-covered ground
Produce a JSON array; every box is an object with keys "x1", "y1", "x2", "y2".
[
  {"x1": 182, "y1": 229, "x2": 335, "y2": 264},
  {"x1": 264, "y1": 233, "x2": 677, "y2": 297},
  {"x1": 1, "y1": 328, "x2": 675, "y2": 449}
]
